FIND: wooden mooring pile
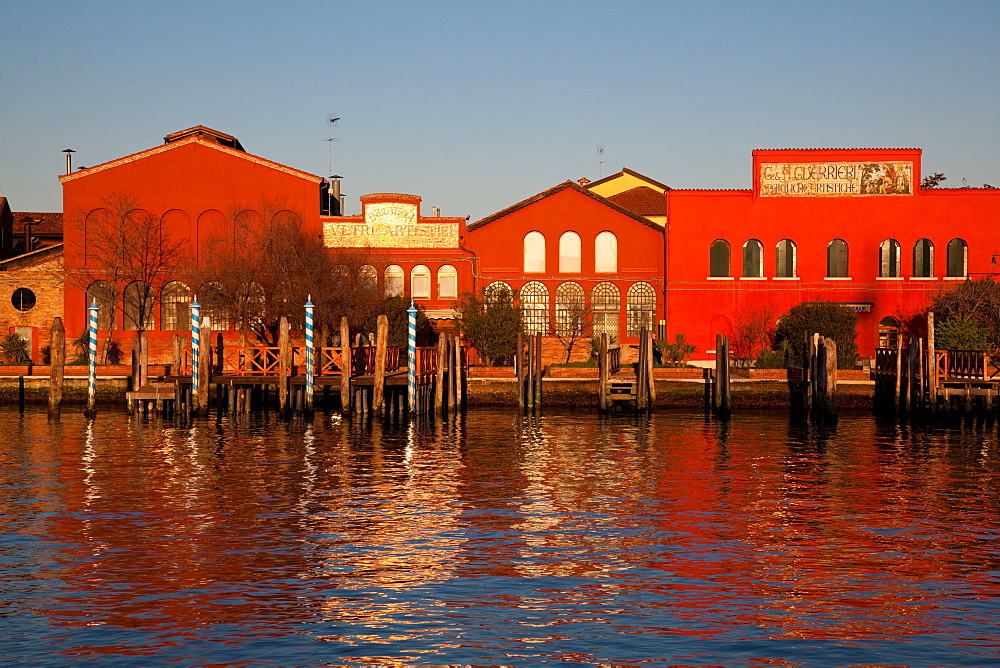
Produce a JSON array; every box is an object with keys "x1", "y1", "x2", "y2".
[{"x1": 120, "y1": 314, "x2": 468, "y2": 421}]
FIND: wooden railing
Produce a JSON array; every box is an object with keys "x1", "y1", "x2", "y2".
[
  {"x1": 606, "y1": 347, "x2": 621, "y2": 376},
  {"x1": 935, "y1": 350, "x2": 998, "y2": 382},
  {"x1": 415, "y1": 347, "x2": 438, "y2": 385}
]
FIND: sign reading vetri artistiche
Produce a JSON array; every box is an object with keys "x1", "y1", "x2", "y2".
[
  {"x1": 760, "y1": 161, "x2": 913, "y2": 197},
  {"x1": 323, "y1": 202, "x2": 460, "y2": 248}
]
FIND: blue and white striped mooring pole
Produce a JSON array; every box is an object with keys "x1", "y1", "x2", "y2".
[
  {"x1": 86, "y1": 300, "x2": 99, "y2": 415},
  {"x1": 191, "y1": 296, "x2": 201, "y2": 406},
  {"x1": 407, "y1": 300, "x2": 417, "y2": 413},
  {"x1": 304, "y1": 296, "x2": 315, "y2": 411}
]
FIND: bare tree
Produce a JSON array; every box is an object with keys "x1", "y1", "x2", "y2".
[
  {"x1": 554, "y1": 285, "x2": 589, "y2": 363},
  {"x1": 730, "y1": 301, "x2": 778, "y2": 368},
  {"x1": 73, "y1": 192, "x2": 186, "y2": 361},
  {"x1": 199, "y1": 200, "x2": 383, "y2": 345}
]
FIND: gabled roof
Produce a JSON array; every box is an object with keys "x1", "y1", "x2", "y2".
[
  {"x1": 164, "y1": 125, "x2": 245, "y2": 151},
  {"x1": 606, "y1": 186, "x2": 666, "y2": 216},
  {"x1": 469, "y1": 181, "x2": 663, "y2": 232},
  {"x1": 585, "y1": 167, "x2": 671, "y2": 193},
  {"x1": 0, "y1": 243, "x2": 63, "y2": 270},
  {"x1": 58, "y1": 131, "x2": 319, "y2": 184},
  {"x1": 13, "y1": 212, "x2": 63, "y2": 236}
]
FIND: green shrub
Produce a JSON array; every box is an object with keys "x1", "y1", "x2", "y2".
[
  {"x1": 0, "y1": 333, "x2": 31, "y2": 363},
  {"x1": 935, "y1": 316, "x2": 991, "y2": 352},
  {"x1": 775, "y1": 301, "x2": 859, "y2": 369},
  {"x1": 657, "y1": 333, "x2": 696, "y2": 367}
]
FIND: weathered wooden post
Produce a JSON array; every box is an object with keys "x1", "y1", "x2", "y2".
[
  {"x1": 197, "y1": 316, "x2": 211, "y2": 415},
  {"x1": 304, "y1": 296, "x2": 315, "y2": 414},
  {"x1": 645, "y1": 328, "x2": 656, "y2": 409},
  {"x1": 340, "y1": 316, "x2": 351, "y2": 414},
  {"x1": 894, "y1": 333, "x2": 903, "y2": 414},
  {"x1": 449, "y1": 336, "x2": 459, "y2": 414},
  {"x1": 140, "y1": 331, "x2": 149, "y2": 389},
  {"x1": 534, "y1": 332, "x2": 542, "y2": 411},
  {"x1": 720, "y1": 334, "x2": 731, "y2": 415},
  {"x1": 278, "y1": 316, "x2": 290, "y2": 416},
  {"x1": 85, "y1": 301, "x2": 99, "y2": 417},
  {"x1": 457, "y1": 334, "x2": 466, "y2": 411},
  {"x1": 436, "y1": 334, "x2": 446, "y2": 414},
  {"x1": 373, "y1": 314, "x2": 389, "y2": 415},
  {"x1": 927, "y1": 311, "x2": 936, "y2": 412},
  {"x1": 516, "y1": 332, "x2": 524, "y2": 411},
  {"x1": 599, "y1": 332, "x2": 609, "y2": 413},
  {"x1": 48, "y1": 317, "x2": 65, "y2": 415},
  {"x1": 637, "y1": 328, "x2": 648, "y2": 411},
  {"x1": 826, "y1": 337, "x2": 838, "y2": 420}
]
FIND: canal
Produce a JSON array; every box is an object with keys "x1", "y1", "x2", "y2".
[{"x1": 1, "y1": 408, "x2": 998, "y2": 664}]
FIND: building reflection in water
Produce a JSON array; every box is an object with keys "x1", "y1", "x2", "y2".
[{"x1": 0, "y1": 408, "x2": 997, "y2": 661}]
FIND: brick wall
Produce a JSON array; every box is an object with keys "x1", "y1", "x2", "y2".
[{"x1": 0, "y1": 255, "x2": 64, "y2": 361}]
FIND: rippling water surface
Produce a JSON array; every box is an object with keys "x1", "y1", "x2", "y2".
[{"x1": 1, "y1": 407, "x2": 998, "y2": 664}]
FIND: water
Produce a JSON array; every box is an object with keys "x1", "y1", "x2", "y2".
[{"x1": 1, "y1": 407, "x2": 998, "y2": 665}]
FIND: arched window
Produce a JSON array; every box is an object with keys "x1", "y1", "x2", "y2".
[
  {"x1": 199, "y1": 281, "x2": 230, "y2": 331},
  {"x1": 592, "y1": 282, "x2": 620, "y2": 340},
  {"x1": 524, "y1": 231, "x2": 546, "y2": 273},
  {"x1": 626, "y1": 282, "x2": 656, "y2": 337},
  {"x1": 878, "y1": 316, "x2": 900, "y2": 349},
  {"x1": 160, "y1": 281, "x2": 191, "y2": 331},
  {"x1": 827, "y1": 239, "x2": 849, "y2": 278},
  {"x1": 86, "y1": 281, "x2": 115, "y2": 330},
  {"x1": 358, "y1": 265, "x2": 377, "y2": 293},
  {"x1": 947, "y1": 238, "x2": 967, "y2": 277},
  {"x1": 879, "y1": 239, "x2": 901, "y2": 278},
  {"x1": 411, "y1": 265, "x2": 431, "y2": 299},
  {"x1": 332, "y1": 265, "x2": 351, "y2": 286},
  {"x1": 595, "y1": 231, "x2": 618, "y2": 273},
  {"x1": 484, "y1": 281, "x2": 513, "y2": 307},
  {"x1": 913, "y1": 239, "x2": 934, "y2": 277},
  {"x1": 775, "y1": 239, "x2": 796, "y2": 278},
  {"x1": 559, "y1": 231, "x2": 581, "y2": 273},
  {"x1": 555, "y1": 282, "x2": 585, "y2": 337},
  {"x1": 520, "y1": 281, "x2": 549, "y2": 334},
  {"x1": 710, "y1": 240, "x2": 730, "y2": 277},
  {"x1": 437, "y1": 264, "x2": 458, "y2": 299},
  {"x1": 384, "y1": 265, "x2": 404, "y2": 297},
  {"x1": 123, "y1": 280, "x2": 155, "y2": 331},
  {"x1": 743, "y1": 239, "x2": 763, "y2": 277}
]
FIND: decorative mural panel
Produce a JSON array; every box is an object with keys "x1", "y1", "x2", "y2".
[
  {"x1": 759, "y1": 161, "x2": 913, "y2": 197},
  {"x1": 323, "y1": 202, "x2": 460, "y2": 248}
]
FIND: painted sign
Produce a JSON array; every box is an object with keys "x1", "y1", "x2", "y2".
[
  {"x1": 323, "y1": 202, "x2": 460, "y2": 249},
  {"x1": 759, "y1": 161, "x2": 913, "y2": 197},
  {"x1": 841, "y1": 302, "x2": 873, "y2": 314}
]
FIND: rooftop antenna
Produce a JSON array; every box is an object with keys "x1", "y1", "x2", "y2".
[
  {"x1": 597, "y1": 145, "x2": 605, "y2": 179},
  {"x1": 326, "y1": 114, "x2": 340, "y2": 180}
]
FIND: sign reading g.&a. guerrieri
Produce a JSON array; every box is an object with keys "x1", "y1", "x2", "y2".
[
  {"x1": 323, "y1": 202, "x2": 460, "y2": 248},
  {"x1": 760, "y1": 161, "x2": 913, "y2": 197}
]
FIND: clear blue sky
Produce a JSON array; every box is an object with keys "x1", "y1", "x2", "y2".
[{"x1": 2, "y1": 0, "x2": 998, "y2": 221}]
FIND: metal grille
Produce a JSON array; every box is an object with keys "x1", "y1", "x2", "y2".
[
  {"x1": 521, "y1": 281, "x2": 549, "y2": 334},
  {"x1": 555, "y1": 282, "x2": 585, "y2": 336},
  {"x1": 592, "y1": 281, "x2": 620, "y2": 339},
  {"x1": 626, "y1": 282, "x2": 656, "y2": 337}
]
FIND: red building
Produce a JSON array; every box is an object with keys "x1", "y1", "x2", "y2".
[
  {"x1": 57, "y1": 126, "x2": 470, "y2": 360},
  {"x1": 468, "y1": 149, "x2": 1000, "y2": 364}
]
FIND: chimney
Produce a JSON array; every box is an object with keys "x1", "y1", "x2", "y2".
[
  {"x1": 330, "y1": 176, "x2": 344, "y2": 216},
  {"x1": 62, "y1": 149, "x2": 75, "y2": 175},
  {"x1": 577, "y1": 177, "x2": 591, "y2": 186},
  {"x1": 432, "y1": 207, "x2": 441, "y2": 217}
]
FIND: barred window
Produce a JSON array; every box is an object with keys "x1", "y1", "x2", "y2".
[
  {"x1": 359, "y1": 265, "x2": 377, "y2": 293},
  {"x1": 776, "y1": 239, "x2": 796, "y2": 278},
  {"x1": 913, "y1": 239, "x2": 933, "y2": 277},
  {"x1": 520, "y1": 281, "x2": 549, "y2": 334},
  {"x1": 199, "y1": 281, "x2": 230, "y2": 331},
  {"x1": 626, "y1": 282, "x2": 656, "y2": 337},
  {"x1": 879, "y1": 239, "x2": 901, "y2": 278},
  {"x1": 123, "y1": 280, "x2": 155, "y2": 331},
  {"x1": 592, "y1": 281, "x2": 620, "y2": 340},
  {"x1": 879, "y1": 316, "x2": 900, "y2": 349},
  {"x1": 86, "y1": 280, "x2": 115, "y2": 330},
  {"x1": 555, "y1": 282, "x2": 585, "y2": 337},
  {"x1": 484, "y1": 281, "x2": 512, "y2": 306},
  {"x1": 160, "y1": 281, "x2": 191, "y2": 331},
  {"x1": 947, "y1": 238, "x2": 967, "y2": 277}
]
